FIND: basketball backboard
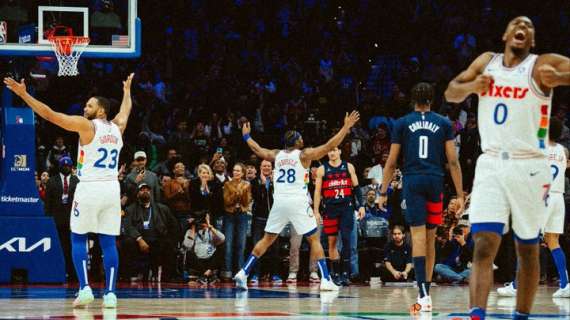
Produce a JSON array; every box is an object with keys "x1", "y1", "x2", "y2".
[{"x1": 0, "y1": 0, "x2": 140, "y2": 58}]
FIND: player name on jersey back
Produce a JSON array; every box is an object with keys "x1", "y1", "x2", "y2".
[{"x1": 273, "y1": 149, "x2": 309, "y2": 196}]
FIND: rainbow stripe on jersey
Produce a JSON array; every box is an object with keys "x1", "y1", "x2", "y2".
[{"x1": 538, "y1": 104, "x2": 548, "y2": 149}]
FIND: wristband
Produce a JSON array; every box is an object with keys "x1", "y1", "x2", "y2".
[{"x1": 243, "y1": 134, "x2": 251, "y2": 142}]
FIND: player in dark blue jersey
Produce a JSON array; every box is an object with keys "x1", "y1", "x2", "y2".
[{"x1": 378, "y1": 82, "x2": 464, "y2": 314}]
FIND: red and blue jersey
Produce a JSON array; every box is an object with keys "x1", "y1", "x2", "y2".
[{"x1": 322, "y1": 161, "x2": 353, "y2": 206}]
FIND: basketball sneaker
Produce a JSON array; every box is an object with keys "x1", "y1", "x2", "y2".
[
  {"x1": 102, "y1": 292, "x2": 117, "y2": 309},
  {"x1": 320, "y1": 277, "x2": 340, "y2": 291},
  {"x1": 553, "y1": 284, "x2": 570, "y2": 298},
  {"x1": 497, "y1": 282, "x2": 517, "y2": 297},
  {"x1": 286, "y1": 272, "x2": 297, "y2": 283},
  {"x1": 73, "y1": 286, "x2": 94, "y2": 308},
  {"x1": 309, "y1": 272, "x2": 321, "y2": 283},
  {"x1": 410, "y1": 295, "x2": 432, "y2": 314},
  {"x1": 234, "y1": 270, "x2": 248, "y2": 290}
]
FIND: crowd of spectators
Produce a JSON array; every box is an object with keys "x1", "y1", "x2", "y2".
[{"x1": 5, "y1": 0, "x2": 570, "y2": 285}]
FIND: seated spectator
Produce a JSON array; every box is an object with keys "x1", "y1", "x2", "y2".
[
  {"x1": 183, "y1": 211, "x2": 225, "y2": 285},
  {"x1": 443, "y1": 197, "x2": 460, "y2": 229},
  {"x1": 434, "y1": 225, "x2": 473, "y2": 284},
  {"x1": 162, "y1": 161, "x2": 192, "y2": 234},
  {"x1": 380, "y1": 225, "x2": 413, "y2": 282},
  {"x1": 359, "y1": 189, "x2": 390, "y2": 281},
  {"x1": 121, "y1": 183, "x2": 178, "y2": 281}
]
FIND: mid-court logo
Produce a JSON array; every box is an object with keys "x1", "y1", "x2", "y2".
[{"x1": 11, "y1": 154, "x2": 30, "y2": 172}]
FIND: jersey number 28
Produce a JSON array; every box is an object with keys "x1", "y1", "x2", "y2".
[{"x1": 277, "y1": 168, "x2": 296, "y2": 183}]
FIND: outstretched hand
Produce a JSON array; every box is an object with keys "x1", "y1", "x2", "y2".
[
  {"x1": 123, "y1": 73, "x2": 135, "y2": 92},
  {"x1": 3, "y1": 77, "x2": 27, "y2": 96},
  {"x1": 242, "y1": 121, "x2": 251, "y2": 136},
  {"x1": 343, "y1": 111, "x2": 360, "y2": 129}
]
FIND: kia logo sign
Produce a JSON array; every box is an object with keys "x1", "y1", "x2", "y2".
[{"x1": 0, "y1": 237, "x2": 51, "y2": 252}]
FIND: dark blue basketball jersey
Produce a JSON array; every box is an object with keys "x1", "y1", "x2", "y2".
[{"x1": 391, "y1": 111, "x2": 454, "y2": 176}]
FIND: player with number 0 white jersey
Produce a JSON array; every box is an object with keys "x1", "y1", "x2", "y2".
[
  {"x1": 233, "y1": 111, "x2": 360, "y2": 292},
  {"x1": 445, "y1": 15, "x2": 570, "y2": 319},
  {"x1": 4, "y1": 73, "x2": 135, "y2": 309}
]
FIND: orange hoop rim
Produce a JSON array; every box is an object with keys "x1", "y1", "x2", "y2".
[{"x1": 48, "y1": 36, "x2": 90, "y2": 55}]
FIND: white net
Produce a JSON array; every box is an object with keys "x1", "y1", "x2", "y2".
[{"x1": 48, "y1": 36, "x2": 90, "y2": 77}]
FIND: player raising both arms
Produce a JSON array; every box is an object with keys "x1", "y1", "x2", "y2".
[
  {"x1": 4, "y1": 73, "x2": 134, "y2": 309},
  {"x1": 378, "y1": 82, "x2": 464, "y2": 314},
  {"x1": 234, "y1": 111, "x2": 360, "y2": 292},
  {"x1": 445, "y1": 16, "x2": 570, "y2": 320}
]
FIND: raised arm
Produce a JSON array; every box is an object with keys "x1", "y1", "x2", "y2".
[
  {"x1": 4, "y1": 77, "x2": 93, "y2": 139},
  {"x1": 242, "y1": 122, "x2": 279, "y2": 162},
  {"x1": 444, "y1": 52, "x2": 494, "y2": 103},
  {"x1": 445, "y1": 140, "x2": 464, "y2": 216},
  {"x1": 112, "y1": 73, "x2": 135, "y2": 134},
  {"x1": 300, "y1": 111, "x2": 360, "y2": 163},
  {"x1": 535, "y1": 54, "x2": 570, "y2": 89}
]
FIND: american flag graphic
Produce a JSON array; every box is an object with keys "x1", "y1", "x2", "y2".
[{"x1": 112, "y1": 35, "x2": 129, "y2": 47}]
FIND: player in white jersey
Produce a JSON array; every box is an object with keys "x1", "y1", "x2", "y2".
[
  {"x1": 233, "y1": 111, "x2": 360, "y2": 292},
  {"x1": 445, "y1": 16, "x2": 570, "y2": 319},
  {"x1": 544, "y1": 118, "x2": 569, "y2": 297},
  {"x1": 4, "y1": 74, "x2": 134, "y2": 309}
]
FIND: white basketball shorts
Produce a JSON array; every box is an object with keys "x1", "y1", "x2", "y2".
[
  {"x1": 70, "y1": 180, "x2": 121, "y2": 236},
  {"x1": 265, "y1": 195, "x2": 317, "y2": 236},
  {"x1": 469, "y1": 153, "x2": 550, "y2": 241},
  {"x1": 543, "y1": 192, "x2": 565, "y2": 234}
]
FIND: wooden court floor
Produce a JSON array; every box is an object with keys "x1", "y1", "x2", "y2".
[{"x1": 0, "y1": 282, "x2": 568, "y2": 319}]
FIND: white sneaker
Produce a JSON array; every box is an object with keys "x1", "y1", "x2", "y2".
[
  {"x1": 234, "y1": 270, "x2": 248, "y2": 290},
  {"x1": 319, "y1": 277, "x2": 340, "y2": 291},
  {"x1": 320, "y1": 291, "x2": 339, "y2": 304},
  {"x1": 411, "y1": 295, "x2": 432, "y2": 313},
  {"x1": 309, "y1": 272, "x2": 321, "y2": 283},
  {"x1": 102, "y1": 292, "x2": 117, "y2": 308},
  {"x1": 286, "y1": 272, "x2": 297, "y2": 283},
  {"x1": 553, "y1": 284, "x2": 570, "y2": 298},
  {"x1": 73, "y1": 286, "x2": 94, "y2": 308},
  {"x1": 497, "y1": 282, "x2": 517, "y2": 297}
]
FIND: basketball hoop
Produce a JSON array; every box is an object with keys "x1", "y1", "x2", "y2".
[{"x1": 48, "y1": 36, "x2": 90, "y2": 77}]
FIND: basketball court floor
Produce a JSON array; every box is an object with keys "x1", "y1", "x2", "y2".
[{"x1": 1, "y1": 282, "x2": 569, "y2": 319}]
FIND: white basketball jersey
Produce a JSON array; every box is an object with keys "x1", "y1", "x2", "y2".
[
  {"x1": 77, "y1": 119, "x2": 123, "y2": 181},
  {"x1": 273, "y1": 149, "x2": 310, "y2": 196},
  {"x1": 549, "y1": 143, "x2": 567, "y2": 193},
  {"x1": 478, "y1": 54, "x2": 552, "y2": 157}
]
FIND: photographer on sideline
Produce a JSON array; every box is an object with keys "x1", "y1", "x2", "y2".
[{"x1": 184, "y1": 211, "x2": 225, "y2": 285}]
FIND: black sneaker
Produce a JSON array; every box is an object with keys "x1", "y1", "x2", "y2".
[
  {"x1": 197, "y1": 276, "x2": 208, "y2": 285},
  {"x1": 338, "y1": 272, "x2": 351, "y2": 286}
]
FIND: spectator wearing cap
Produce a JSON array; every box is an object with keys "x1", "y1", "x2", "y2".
[
  {"x1": 126, "y1": 151, "x2": 162, "y2": 205},
  {"x1": 121, "y1": 183, "x2": 179, "y2": 281},
  {"x1": 44, "y1": 155, "x2": 79, "y2": 280}
]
